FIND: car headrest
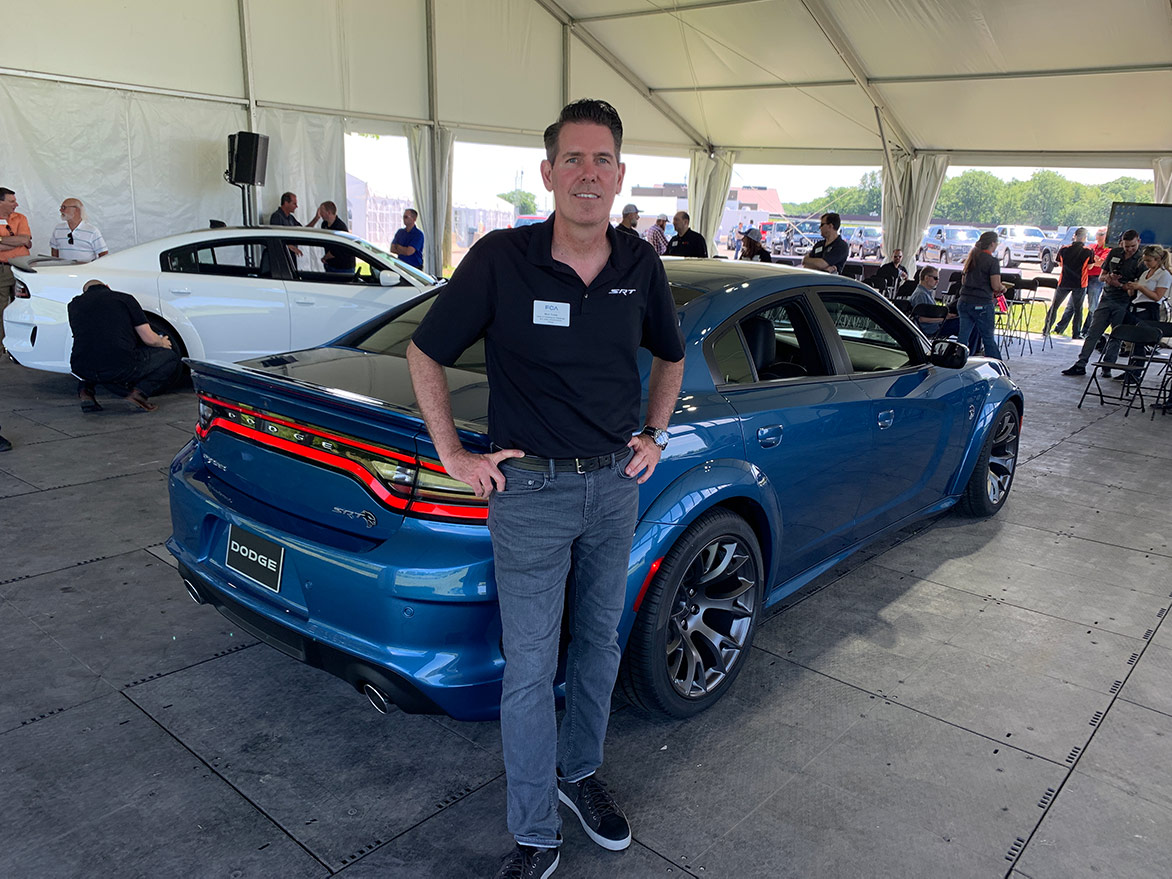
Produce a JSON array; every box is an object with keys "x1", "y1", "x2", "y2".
[{"x1": 741, "y1": 316, "x2": 776, "y2": 373}]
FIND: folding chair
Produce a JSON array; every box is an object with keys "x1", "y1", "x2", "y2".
[
  {"x1": 1005, "y1": 277, "x2": 1040, "y2": 355},
  {"x1": 1077, "y1": 323, "x2": 1163, "y2": 415},
  {"x1": 1035, "y1": 275, "x2": 1059, "y2": 349},
  {"x1": 1139, "y1": 320, "x2": 1172, "y2": 418},
  {"x1": 892, "y1": 298, "x2": 913, "y2": 315},
  {"x1": 911, "y1": 303, "x2": 949, "y2": 339},
  {"x1": 896, "y1": 279, "x2": 919, "y2": 299}
]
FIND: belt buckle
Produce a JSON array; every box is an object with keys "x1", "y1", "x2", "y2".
[{"x1": 575, "y1": 457, "x2": 586, "y2": 474}]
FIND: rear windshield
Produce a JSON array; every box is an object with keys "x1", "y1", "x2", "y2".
[
  {"x1": 351, "y1": 284, "x2": 698, "y2": 371},
  {"x1": 946, "y1": 228, "x2": 979, "y2": 242}
]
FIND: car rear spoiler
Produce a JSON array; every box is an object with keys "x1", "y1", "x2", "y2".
[{"x1": 8, "y1": 255, "x2": 87, "y2": 273}]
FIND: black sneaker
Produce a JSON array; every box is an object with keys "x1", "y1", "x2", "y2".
[
  {"x1": 1102, "y1": 368, "x2": 1114, "y2": 379},
  {"x1": 1061, "y1": 365, "x2": 1086, "y2": 376},
  {"x1": 0, "y1": 433, "x2": 11, "y2": 453},
  {"x1": 493, "y1": 843, "x2": 559, "y2": 879},
  {"x1": 557, "y1": 774, "x2": 631, "y2": 851}
]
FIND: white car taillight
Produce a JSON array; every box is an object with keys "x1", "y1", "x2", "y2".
[{"x1": 14, "y1": 279, "x2": 29, "y2": 298}]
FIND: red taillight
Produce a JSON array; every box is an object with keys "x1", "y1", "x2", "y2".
[
  {"x1": 14, "y1": 279, "x2": 30, "y2": 299},
  {"x1": 195, "y1": 394, "x2": 487, "y2": 523}
]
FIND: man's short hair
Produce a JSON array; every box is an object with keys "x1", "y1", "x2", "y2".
[
  {"x1": 1122, "y1": 229, "x2": 1139, "y2": 241},
  {"x1": 543, "y1": 98, "x2": 624, "y2": 163},
  {"x1": 321, "y1": 201, "x2": 337, "y2": 214},
  {"x1": 1074, "y1": 227, "x2": 1087, "y2": 239},
  {"x1": 280, "y1": 192, "x2": 296, "y2": 205},
  {"x1": 820, "y1": 212, "x2": 841, "y2": 231},
  {"x1": 676, "y1": 211, "x2": 690, "y2": 223},
  {"x1": 0, "y1": 187, "x2": 14, "y2": 201},
  {"x1": 404, "y1": 208, "x2": 419, "y2": 222}
]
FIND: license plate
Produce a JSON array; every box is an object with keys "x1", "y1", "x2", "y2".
[{"x1": 225, "y1": 524, "x2": 285, "y2": 593}]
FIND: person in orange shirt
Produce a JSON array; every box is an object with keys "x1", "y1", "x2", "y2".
[{"x1": 1, "y1": 187, "x2": 33, "y2": 354}]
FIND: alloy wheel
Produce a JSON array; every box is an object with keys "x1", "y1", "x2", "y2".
[{"x1": 986, "y1": 408, "x2": 1020, "y2": 506}]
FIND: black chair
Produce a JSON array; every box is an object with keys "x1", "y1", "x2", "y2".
[
  {"x1": 892, "y1": 298, "x2": 913, "y2": 315},
  {"x1": 1077, "y1": 323, "x2": 1164, "y2": 415},
  {"x1": 896, "y1": 279, "x2": 919, "y2": 299},
  {"x1": 1138, "y1": 320, "x2": 1172, "y2": 418},
  {"x1": 911, "y1": 303, "x2": 949, "y2": 339},
  {"x1": 842, "y1": 264, "x2": 863, "y2": 280}
]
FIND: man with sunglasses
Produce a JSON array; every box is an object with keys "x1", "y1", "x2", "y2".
[{"x1": 50, "y1": 198, "x2": 108, "y2": 262}]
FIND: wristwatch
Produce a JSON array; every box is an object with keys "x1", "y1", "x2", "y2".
[{"x1": 640, "y1": 425, "x2": 669, "y2": 450}]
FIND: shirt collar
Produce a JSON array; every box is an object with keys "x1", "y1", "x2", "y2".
[{"x1": 526, "y1": 212, "x2": 634, "y2": 279}]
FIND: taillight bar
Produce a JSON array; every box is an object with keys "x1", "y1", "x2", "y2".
[
  {"x1": 14, "y1": 279, "x2": 30, "y2": 299},
  {"x1": 195, "y1": 394, "x2": 487, "y2": 523}
]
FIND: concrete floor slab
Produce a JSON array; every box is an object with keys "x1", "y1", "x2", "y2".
[
  {"x1": 0, "y1": 468, "x2": 38, "y2": 500},
  {"x1": 755, "y1": 564, "x2": 986, "y2": 695},
  {"x1": 1, "y1": 550, "x2": 254, "y2": 688},
  {"x1": 333, "y1": 777, "x2": 679, "y2": 879},
  {"x1": 1118, "y1": 641, "x2": 1172, "y2": 718},
  {"x1": 0, "y1": 693, "x2": 327, "y2": 879},
  {"x1": 1074, "y1": 699, "x2": 1172, "y2": 814},
  {"x1": 1015, "y1": 772, "x2": 1172, "y2": 879},
  {"x1": 0, "y1": 409, "x2": 72, "y2": 445},
  {"x1": 125, "y1": 645, "x2": 504, "y2": 869},
  {"x1": 0, "y1": 471, "x2": 172, "y2": 583},
  {"x1": 0, "y1": 599, "x2": 110, "y2": 733}
]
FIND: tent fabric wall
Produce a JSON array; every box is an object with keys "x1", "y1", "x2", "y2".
[
  {"x1": 881, "y1": 149, "x2": 949, "y2": 274},
  {"x1": 256, "y1": 108, "x2": 347, "y2": 231},
  {"x1": 407, "y1": 124, "x2": 454, "y2": 275},
  {"x1": 0, "y1": 75, "x2": 245, "y2": 256},
  {"x1": 1154, "y1": 158, "x2": 1172, "y2": 206},
  {"x1": 688, "y1": 148, "x2": 737, "y2": 258}
]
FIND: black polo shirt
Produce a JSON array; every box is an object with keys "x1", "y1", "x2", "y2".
[
  {"x1": 614, "y1": 222, "x2": 640, "y2": 238},
  {"x1": 412, "y1": 215, "x2": 685, "y2": 459},
  {"x1": 808, "y1": 235, "x2": 849, "y2": 273},
  {"x1": 1102, "y1": 246, "x2": 1144, "y2": 299},
  {"x1": 323, "y1": 216, "x2": 356, "y2": 270},
  {"x1": 1056, "y1": 242, "x2": 1093, "y2": 289},
  {"x1": 68, "y1": 284, "x2": 149, "y2": 379},
  {"x1": 667, "y1": 229, "x2": 708, "y2": 258},
  {"x1": 268, "y1": 209, "x2": 301, "y2": 227}
]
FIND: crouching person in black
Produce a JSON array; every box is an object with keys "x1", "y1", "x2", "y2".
[{"x1": 68, "y1": 280, "x2": 180, "y2": 412}]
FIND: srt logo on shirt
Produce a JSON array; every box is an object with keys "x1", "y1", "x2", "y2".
[{"x1": 609, "y1": 288, "x2": 636, "y2": 296}]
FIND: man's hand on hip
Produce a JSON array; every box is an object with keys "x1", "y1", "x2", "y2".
[
  {"x1": 625, "y1": 433, "x2": 663, "y2": 484},
  {"x1": 443, "y1": 447, "x2": 525, "y2": 498}
]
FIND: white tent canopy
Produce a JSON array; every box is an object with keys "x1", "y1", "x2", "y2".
[{"x1": 2, "y1": 0, "x2": 1168, "y2": 268}]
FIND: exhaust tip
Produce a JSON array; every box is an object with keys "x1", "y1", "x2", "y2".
[
  {"x1": 183, "y1": 578, "x2": 205, "y2": 605},
  {"x1": 363, "y1": 683, "x2": 391, "y2": 714}
]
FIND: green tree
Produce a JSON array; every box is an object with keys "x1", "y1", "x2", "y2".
[
  {"x1": 937, "y1": 170, "x2": 1003, "y2": 224},
  {"x1": 497, "y1": 189, "x2": 538, "y2": 215}
]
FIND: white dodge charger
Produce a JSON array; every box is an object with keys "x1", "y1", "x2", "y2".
[{"x1": 3, "y1": 226, "x2": 439, "y2": 373}]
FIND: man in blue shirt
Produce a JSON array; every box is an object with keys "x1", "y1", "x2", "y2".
[{"x1": 391, "y1": 208, "x2": 425, "y2": 270}]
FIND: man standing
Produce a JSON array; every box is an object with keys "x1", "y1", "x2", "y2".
[
  {"x1": 803, "y1": 212, "x2": 849, "y2": 274},
  {"x1": 1062, "y1": 229, "x2": 1144, "y2": 377},
  {"x1": 68, "y1": 280, "x2": 180, "y2": 411},
  {"x1": 307, "y1": 201, "x2": 355, "y2": 273},
  {"x1": 269, "y1": 192, "x2": 303, "y2": 261},
  {"x1": 407, "y1": 98, "x2": 685, "y2": 879},
  {"x1": 1082, "y1": 227, "x2": 1110, "y2": 337},
  {"x1": 643, "y1": 213, "x2": 669, "y2": 255},
  {"x1": 666, "y1": 210, "x2": 707, "y2": 258},
  {"x1": 391, "y1": 208, "x2": 425, "y2": 270},
  {"x1": 50, "y1": 198, "x2": 108, "y2": 262},
  {"x1": 1046, "y1": 227, "x2": 1094, "y2": 339},
  {"x1": 732, "y1": 222, "x2": 744, "y2": 258},
  {"x1": 871, "y1": 248, "x2": 908, "y2": 293},
  {"x1": 614, "y1": 202, "x2": 640, "y2": 238},
  {"x1": 0, "y1": 187, "x2": 33, "y2": 355}
]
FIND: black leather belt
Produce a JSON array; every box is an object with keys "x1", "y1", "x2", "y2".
[{"x1": 506, "y1": 447, "x2": 631, "y2": 474}]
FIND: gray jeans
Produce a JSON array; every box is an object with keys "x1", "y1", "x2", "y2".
[
  {"x1": 488, "y1": 451, "x2": 639, "y2": 848},
  {"x1": 1076, "y1": 294, "x2": 1132, "y2": 366}
]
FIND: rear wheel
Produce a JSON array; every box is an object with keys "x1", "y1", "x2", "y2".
[
  {"x1": 956, "y1": 401, "x2": 1020, "y2": 517},
  {"x1": 619, "y1": 508, "x2": 764, "y2": 718},
  {"x1": 145, "y1": 315, "x2": 189, "y2": 390},
  {"x1": 1001, "y1": 248, "x2": 1016, "y2": 269},
  {"x1": 1040, "y1": 250, "x2": 1054, "y2": 274}
]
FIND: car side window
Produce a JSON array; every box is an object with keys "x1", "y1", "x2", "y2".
[
  {"x1": 712, "y1": 299, "x2": 824, "y2": 385},
  {"x1": 163, "y1": 241, "x2": 272, "y2": 279},
  {"x1": 280, "y1": 239, "x2": 401, "y2": 286},
  {"x1": 818, "y1": 293, "x2": 923, "y2": 373}
]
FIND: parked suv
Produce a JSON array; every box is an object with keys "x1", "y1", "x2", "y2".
[
  {"x1": 848, "y1": 225, "x2": 883, "y2": 259},
  {"x1": 993, "y1": 225, "x2": 1046, "y2": 269},
  {"x1": 918, "y1": 225, "x2": 981, "y2": 264}
]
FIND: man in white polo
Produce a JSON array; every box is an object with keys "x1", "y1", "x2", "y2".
[{"x1": 50, "y1": 198, "x2": 108, "y2": 262}]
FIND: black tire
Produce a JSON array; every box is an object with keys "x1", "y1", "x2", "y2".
[
  {"x1": 1000, "y1": 248, "x2": 1015, "y2": 269},
  {"x1": 145, "y1": 314, "x2": 189, "y2": 390},
  {"x1": 1040, "y1": 250, "x2": 1053, "y2": 274},
  {"x1": 619, "y1": 508, "x2": 764, "y2": 718},
  {"x1": 956, "y1": 401, "x2": 1020, "y2": 517}
]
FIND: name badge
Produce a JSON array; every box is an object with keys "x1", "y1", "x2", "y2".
[{"x1": 533, "y1": 300, "x2": 570, "y2": 327}]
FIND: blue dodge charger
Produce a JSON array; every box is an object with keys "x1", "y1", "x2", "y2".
[{"x1": 167, "y1": 259, "x2": 1023, "y2": 721}]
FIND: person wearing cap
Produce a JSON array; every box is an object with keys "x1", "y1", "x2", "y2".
[
  {"x1": 738, "y1": 227, "x2": 772, "y2": 262},
  {"x1": 615, "y1": 202, "x2": 640, "y2": 237},
  {"x1": 644, "y1": 213, "x2": 669, "y2": 255},
  {"x1": 666, "y1": 210, "x2": 708, "y2": 258}
]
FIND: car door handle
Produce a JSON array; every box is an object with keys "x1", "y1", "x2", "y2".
[
  {"x1": 169, "y1": 288, "x2": 192, "y2": 295},
  {"x1": 877, "y1": 409, "x2": 895, "y2": 430},
  {"x1": 757, "y1": 425, "x2": 783, "y2": 448},
  {"x1": 294, "y1": 297, "x2": 315, "y2": 305}
]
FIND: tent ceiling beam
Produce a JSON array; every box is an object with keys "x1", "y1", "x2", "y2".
[
  {"x1": 798, "y1": 0, "x2": 913, "y2": 154},
  {"x1": 576, "y1": 0, "x2": 770, "y2": 23},
  {"x1": 531, "y1": 0, "x2": 711, "y2": 150}
]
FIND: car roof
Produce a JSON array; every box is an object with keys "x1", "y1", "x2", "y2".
[{"x1": 662, "y1": 257, "x2": 863, "y2": 306}]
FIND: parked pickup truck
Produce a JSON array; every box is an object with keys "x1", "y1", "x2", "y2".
[
  {"x1": 1034, "y1": 229, "x2": 1065, "y2": 274},
  {"x1": 993, "y1": 225, "x2": 1047, "y2": 270}
]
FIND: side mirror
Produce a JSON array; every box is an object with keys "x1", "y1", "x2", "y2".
[
  {"x1": 929, "y1": 340, "x2": 968, "y2": 369},
  {"x1": 378, "y1": 269, "x2": 400, "y2": 287}
]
